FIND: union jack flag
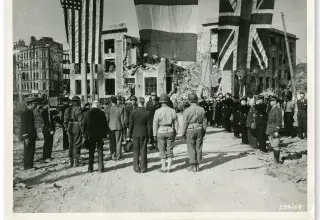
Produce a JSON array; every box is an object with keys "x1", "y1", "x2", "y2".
[{"x1": 218, "y1": 0, "x2": 275, "y2": 71}]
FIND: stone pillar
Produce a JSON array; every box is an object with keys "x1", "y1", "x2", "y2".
[
  {"x1": 69, "y1": 63, "x2": 76, "y2": 97},
  {"x1": 135, "y1": 69, "x2": 143, "y2": 97},
  {"x1": 81, "y1": 63, "x2": 88, "y2": 102},
  {"x1": 157, "y1": 59, "x2": 166, "y2": 95},
  {"x1": 200, "y1": 27, "x2": 211, "y2": 89},
  {"x1": 97, "y1": 64, "x2": 105, "y2": 98},
  {"x1": 115, "y1": 38, "x2": 124, "y2": 94},
  {"x1": 90, "y1": 63, "x2": 94, "y2": 101},
  {"x1": 221, "y1": 70, "x2": 232, "y2": 94}
]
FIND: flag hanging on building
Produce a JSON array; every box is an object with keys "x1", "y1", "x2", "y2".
[
  {"x1": 134, "y1": 0, "x2": 199, "y2": 62},
  {"x1": 218, "y1": 0, "x2": 275, "y2": 71},
  {"x1": 60, "y1": 0, "x2": 104, "y2": 64}
]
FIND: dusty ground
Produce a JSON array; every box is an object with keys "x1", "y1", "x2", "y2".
[{"x1": 12, "y1": 120, "x2": 307, "y2": 213}]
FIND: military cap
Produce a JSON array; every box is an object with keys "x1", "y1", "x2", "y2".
[
  {"x1": 269, "y1": 95, "x2": 277, "y2": 101},
  {"x1": 226, "y1": 93, "x2": 231, "y2": 96},
  {"x1": 130, "y1": 96, "x2": 137, "y2": 101},
  {"x1": 151, "y1": 92, "x2": 157, "y2": 96},
  {"x1": 188, "y1": 93, "x2": 198, "y2": 102},
  {"x1": 159, "y1": 93, "x2": 170, "y2": 103},
  {"x1": 25, "y1": 97, "x2": 38, "y2": 103},
  {"x1": 240, "y1": 97, "x2": 247, "y2": 102},
  {"x1": 257, "y1": 95, "x2": 264, "y2": 100},
  {"x1": 300, "y1": 91, "x2": 305, "y2": 95},
  {"x1": 72, "y1": 96, "x2": 81, "y2": 101}
]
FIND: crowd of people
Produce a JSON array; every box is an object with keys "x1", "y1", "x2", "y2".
[{"x1": 19, "y1": 90, "x2": 307, "y2": 173}]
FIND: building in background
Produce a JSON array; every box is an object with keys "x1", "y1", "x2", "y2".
[
  {"x1": 200, "y1": 18, "x2": 298, "y2": 96},
  {"x1": 62, "y1": 50, "x2": 70, "y2": 95},
  {"x1": 13, "y1": 37, "x2": 64, "y2": 99}
]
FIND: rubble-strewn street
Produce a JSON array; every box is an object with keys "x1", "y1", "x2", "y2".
[{"x1": 13, "y1": 123, "x2": 307, "y2": 212}]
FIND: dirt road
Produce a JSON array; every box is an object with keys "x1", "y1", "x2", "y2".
[{"x1": 13, "y1": 127, "x2": 307, "y2": 213}]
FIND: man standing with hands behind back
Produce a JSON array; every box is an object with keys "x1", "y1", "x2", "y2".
[{"x1": 297, "y1": 92, "x2": 307, "y2": 139}]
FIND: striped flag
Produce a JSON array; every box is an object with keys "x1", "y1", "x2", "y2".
[
  {"x1": 134, "y1": 0, "x2": 199, "y2": 62},
  {"x1": 218, "y1": 0, "x2": 275, "y2": 71},
  {"x1": 61, "y1": 0, "x2": 104, "y2": 64}
]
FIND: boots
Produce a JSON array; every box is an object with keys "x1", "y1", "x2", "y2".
[
  {"x1": 195, "y1": 163, "x2": 199, "y2": 172},
  {"x1": 187, "y1": 164, "x2": 197, "y2": 172},
  {"x1": 273, "y1": 150, "x2": 281, "y2": 164},
  {"x1": 74, "y1": 158, "x2": 80, "y2": 167},
  {"x1": 69, "y1": 158, "x2": 74, "y2": 167}
]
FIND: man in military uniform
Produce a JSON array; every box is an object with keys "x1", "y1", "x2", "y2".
[
  {"x1": 222, "y1": 93, "x2": 233, "y2": 132},
  {"x1": 215, "y1": 97, "x2": 222, "y2": 127},
  {"x1": 232, "y1": 96, "x2": 241, "y2": 137},
  {"x1": 146, "y1": 92, "x2": 160, "y2": 150},
  {"x1": 182, "y1": 93, "x2": 207, "y2": 172},
  {"x1": 117, "y1": 95, "x2": 128, "y2": 143},
  {"x1": 239, "y1": 97, "x2": 250, "y2": 144},
  {"x1": 297, "y1": 92, "x2": 307, "y2": 139},
  {"x1": 128, "y1": 97, "x2": 152, "y2": 173},
  {"x1": 153, "y1": 94, "x2": 179, "y2": 173},
  {"x1": 64, "y1": 96, "x2": 83, "y2": 167},
  {"x1": 105, "y1": 96, "x2": 125, "y2": 160},
  {"x1": 255, "y1": 95, "x2": 268, "y2": 152},
  {"x1": 40, "y1": 99, "x2": 58, "y2": 161},
  {"x1": 60, "y1": 98, "x2": 70, "y2": 150},
  {"x1": 266, "y1": 96, "x2": 282, "y2": 163},
  {"x1": 82, "y1": 100, "x2": 108, "y2": 173},
  {"x1": 20, "y1": 97, "x2": 39, "y2": 170}
]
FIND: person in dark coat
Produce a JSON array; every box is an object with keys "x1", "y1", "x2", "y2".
[
  {"x1": 221, "y1": 93, "x2": 233, "y2": 132},
  {"x1": 215, "y1": 97, "x2": 222, "y2": 127},
  {"x1": 246, "y1": 97, "x2": 257, "y2": 148},
  {"x1": 128, "y1": 97, "x2": 152, "y2": 173},
  {"x1": 211, "y1": 98, "x2": 217, "y2": 126},
  {"x1": 232, "y1": 96, "x2": 241, "y2": 137},
  {"x1": 239, "y1": 97, "x2": 250, "y2": 144},
  {"x1": 40, "y1": 99, "x2": 58, "y2": 161},
  {"x1": 207, "y1": 99, "x2": 213, "y2": 126},
  {"x1": 64, "y1": 96, "x2": 83, "y2": 167},
  {"x1": 283, "y1": 95, "x2": 295, "y2": 137},
  {"x1": 297, "y1": 92, "x2": 307, "y2": 139},
  {"x1": 105, "y1": 96, "x2": 125, "y2": 160},
  {"x1": 20, "y1": 97, "x2": 38, "y2": 170},
  {"x1": 60, "y1": 98, "x2": 70, "y2": 150},
  {"x1": 255, "y1": 95, "x2": 268, "y2": 152},
  {"x1": 146, "y1": 92, "x2": 160, "y2": 150},
  {"x1": 117, "y1": 95, "x2": 128, "y2": 143},
  {"x1": 82, "y1": 100, "x2": 108, "y2": 173},
  {"x1": 266, "y1": 96, "x2": 283, "y2": 163}
]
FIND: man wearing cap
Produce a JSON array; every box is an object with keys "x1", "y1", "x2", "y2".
[
  {"x1": 128, "y1": 97, "x2": 151, "y2": 173},
  {"x1": 39, "y1": 99, "x2": 58, "y2": 161},
  {"x1": 153, "y1": 93, "x2": 179, "y2": 173},
  {"x1": 146, "y1": 92, "x2": 160, "y2": 150},
  {"x1": 246, "y1": 97, "x2": 257, "y2": 148},
  {"x1": 215, "y1": 97, "x2": 222, "y2": 127},
  {"x1": 232, "y1": 96, "x2": 241, "y2": 137},
  {"x1": 20, "y1": 97, "x2": 38, "y2": 170},
  {"x1": 255, "y1": 95, "x2": 268, "y2": 152},
  {"x1": 221, "y1": 93, "x2": 233, "y2": 132},
  {"x1": 297, "y1": 92, "x2": 307, "y2": 139},
  {"x1": 239, "y1": 97, "x2": 250, "y2": 144},
  {"x1": 64, "y1": 96, "x2": 83, "y2": 167},
  {"x1": 182, "y1": 93, "x2": 207, "y2": 172},
  {"x1": 266, "y1": 96, "x2": 283, "y2": 163},
  {"x1": 82, "y1": 100, "x2": 108, "y2": 173},
  {"x1": 283, "y1": 95, "x2": 295, "y2": 137},
  {"x1": 105, "y1": 96, "x2": 125, "y2": 160}
]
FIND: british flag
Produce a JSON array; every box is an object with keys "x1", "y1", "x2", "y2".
[{"x1": 218, "y1": 0, "x2": 275, "y2": 72}]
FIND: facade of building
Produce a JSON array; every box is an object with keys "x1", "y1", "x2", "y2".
[
  {"x1": 69, "y1": 23, "x2": 171, "y2": 100},
  {"x1": 62, "y1": 50, "x2": 70, "y2": 94},
  {"x1": 200, "y1": 19, "x2": 298, "y2": 95},
  {"x1": 13, "y1": 37, "x2": 64, "y2": 98}
]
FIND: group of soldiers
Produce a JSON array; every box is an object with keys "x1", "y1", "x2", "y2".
[{"x1": 19, "y1": 90, "x2": 307, "y2": 172}]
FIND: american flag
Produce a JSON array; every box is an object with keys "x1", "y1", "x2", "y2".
[
  {"x1": 218, "y1": 0, "x2": 275, "y2": 72},
  {"x1": 61, "y1": 0, "x2": 104, "y2": 64}
]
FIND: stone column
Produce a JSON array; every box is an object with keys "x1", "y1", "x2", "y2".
[
  {"x1": 81, "y1": 63, "x2": 87, "y2": 102},
  {"x1": 97, "y1": 64, "x2": 105, "y2": 99},
  {"x1": 157, "y1": 59, "x2": 166, "y2": 95},
  {"x1": 115, "y1": 38, "x2": 124, "y2": 94},
  {"x1": 69, "y1": 63, "x2": 76, "y2": 97},
  {"x1": 90, "y1": 63, "x2": 94, "y2": 101},
  {"x1": 135, "y1": 69, "x2": 143, "y2": 97},
  {"x1": 200, "y1": 27, "x2": 212, "y2": 89},
  {"x1": 221, "y1": 70, "x2": 232, "y2": 94}
]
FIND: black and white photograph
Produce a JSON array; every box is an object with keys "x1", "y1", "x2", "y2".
[{"x1": 1, "y1": 0, "x2": 316, "y2": 217}]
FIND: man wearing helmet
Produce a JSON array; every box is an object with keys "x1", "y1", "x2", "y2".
[
  {"x1": 153, "y1": 93, "x2": 179, "y2": 173},
  {"x1": 63, "y1": 96, "x2": 84, "y2": 167},
  {"x1": 182, "y1": 93, "x2": 207, "y2": 172}
]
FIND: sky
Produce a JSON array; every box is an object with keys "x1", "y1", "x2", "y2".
[{"x1": 13, "y1": 0, "x2": 307, "y2": 62}]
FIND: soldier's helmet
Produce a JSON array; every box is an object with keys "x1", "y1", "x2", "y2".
[
  {"x1": 159, "y1": 93, "x2": 170, "y2": 103},
  {"x1": 130, "y1": 96, "x2": 137, "y2": 101},
  {"x1": 188, "y1": 93, "x2": 198, "y2": 102},
  {"x1": 72, "y1": 96, "x2": 81, "y2": 101}
]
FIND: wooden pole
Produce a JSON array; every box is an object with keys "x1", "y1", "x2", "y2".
[
  {"x1": 281, "y1": 12, "x2": 296, "y2": 100},
  {"x1": 81, "y1": 63, "x2": 88, "y2": 102},
  {"x1": 90, "y1": 63, "x2": 94, "y2": 101}
]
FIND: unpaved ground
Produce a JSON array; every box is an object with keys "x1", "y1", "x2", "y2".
[{"x1": 12, "y1": 124, "x2": 307, "y2": 213}]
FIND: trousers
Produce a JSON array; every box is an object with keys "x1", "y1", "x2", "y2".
[
  {"x1": 42, "y1": 126, "x2": 53, "y2": 160},
  {"x1": 157, "y1": 132, "x2": 175, "y2": 159},
  {"x1": 132, "y1": 137, "x2": 148, "y2": 172},
  {"x1": 23, "y1": 139, "x2": 36, "y2": 170},
  {"x1": 284, "y1": 112, "x2": 294, "y2": 137},
  {"x1": 88, "y1": 139, "x2": 104, "y2": 171},
  {"x1": 241, "y1": 125, "x2": 248, "y2": 144},
  {"x1": 62, "y1": 128, "x2": 69, "y2": 150},
  {"x1": 68, "y1": 125, "x2": 82, "y2": 159},
  {"x1": 109, "y1": 130, "x2": 123, "y2": 158},
  {"x1": 186, "y1": 129, "x2": 203, "y2": 164},
  {"x1": 298, "y1": 117, "x2": 307, "y2": 138},
  {"x1": 256, "y1": 124, "x2": 267, "y2": 151}
]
